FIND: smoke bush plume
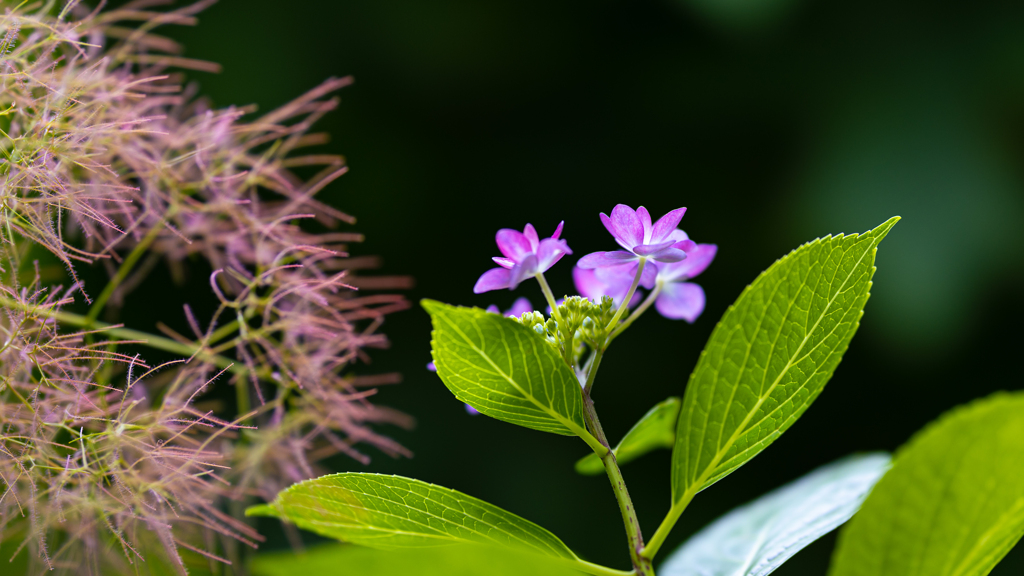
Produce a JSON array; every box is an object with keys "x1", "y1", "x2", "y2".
[{"x1": 0, "y1": 2, "x2": 411, "y2": 574}]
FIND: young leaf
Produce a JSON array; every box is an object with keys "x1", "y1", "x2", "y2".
[
  {"x1": 575, "y1": 397, "x2": 682, "y2": 476},
  {"x1": 246, "y1": 473, "x2": 579, "y2": 561},
  {"x1": 671, "y1": 217, "x2": 898, "y2": 503},
  {"x1": 252, "y1": 544, "x2": 581, "y2": 576},
  {"x1": 422, "y1": 300, "x2": 590, "y2": 438},
  {"x1": 829, "y1": 392, "x2": 1024, "y2": 576},
  {"x1": 660, "y1": 453, "x2": 890, "y2": 576}
]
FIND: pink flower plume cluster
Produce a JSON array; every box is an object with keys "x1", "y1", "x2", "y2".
[{"x1": 0, "y1": 3, "x2": 410, "y2": 574}]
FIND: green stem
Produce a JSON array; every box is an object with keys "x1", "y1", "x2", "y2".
[
  {"x1": 85, "y1": 220, "x2": 165, "y2": 325},
  {"x1": 535, "y1": 271, "x2": 561, "y2": 320},
  {"x1": 604, "y1": 258, "x2": 647, "y2": 332},
  {"x1": 582, "y1": 348, "x2": 604, "y2": 394},
  {"x1": 535, "y1": 272, "x2": 576, "y2": 366},
  {"x1": 640, "y1": 487, "x2": 696, "y2": 561},
  {"x1": 608, "y1": 281, "x2": 663, "y2": 343},
  {"x1": 0, "y1": 296, "x2": 247, "y2": 378},
  {"x1": 582, "y1": 394, "x2": 654, "y2": 576}
]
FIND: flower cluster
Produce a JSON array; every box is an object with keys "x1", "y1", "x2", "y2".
[
  {"x1": 0, "y1": 4, "x2": 409, "y2": 574},
  {"x1": 475, "y1": 204, "x2": 716, "y2": 324}
]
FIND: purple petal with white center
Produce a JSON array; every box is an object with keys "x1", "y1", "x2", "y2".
[
  {"x1": 496, "y1": 228, "x2": 533, "y2": 262},
  {"x1": 577, "y1": 250, "x2": 639, "y2": 269},
  {"x1": 507, "y1": 297, "x2": 534, "y2": 317},
  {"x1": 658, "y1": 243, "x2": 718, "y2": 282},
  {"x1": 648, "y1": 247, "x2": 688, "y2": 263},
  {"x1": 536, "y1": 237, "x2": 572, "y2": 271},
  {"x1": 523, "y1": 223, "x2": 539, "y2": 252},
  {"x1": 651, "y1": 208, "x2": 686, "y2": 243},
  {"x1": 637, "y1": 206, "x2": 653, "y2": 244},
  {"x1": 655, "y1": 282, "x2": 706, "y2": 322},
  {"x1": 474, "y1": 267, "x2": 512, "y2": 293},
  {"x1": 633, "y1": 240, "x2": 677, "y2": 256},
  {"x1": 552, "y1": 221, "x2": 564, "y2": 240},
  {"x1": 492, "y1": 256, "x2": 515, "y2": 269},
  {"x1": 610, "y1": 204, "x2": 645, "y2": 249},
  {"x1": 465, "y1": 404, "x2": 480, "y2": 415},
  {"x1": 508, "y1": 253, "x2": 538, "y2": 289},
  {"x1": 486, "y1": 304, "x2": 501, "y2": 314}
]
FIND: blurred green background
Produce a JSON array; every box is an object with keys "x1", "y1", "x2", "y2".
[{"x1": 151, "y1": 0, "x2": 1024, "y2": 572}]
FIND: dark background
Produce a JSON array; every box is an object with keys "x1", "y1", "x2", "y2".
[{"x1": 147, "y1": 0, "x2": 1024, "y2": 572}]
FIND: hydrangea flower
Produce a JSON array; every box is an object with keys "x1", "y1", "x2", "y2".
[
  {"x1": 653, "y1": 242, "x2": 717, "y2": 322},
  {"x1": 474, "y1": 222, "x2": 572, "y2": 293},
  {"x1": 572, "y1": 266, "x2": 644, "y2": 308},
  {"x1": 577, "y1": 205, "x2": 693, "y2": 273}
]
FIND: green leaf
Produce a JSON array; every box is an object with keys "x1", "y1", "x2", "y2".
[
  {"x1": 661, "y1": 453, "x2": 890, "y2": 576},
  {"x1": 422, "y1": 300, "x2": 590, "y2": 439},
  {"x1": 575, "y1": 397, "x2": 681, "y2": 476},
  {"x1": 829, "y1": 392, "x2": 1024, "y2": 576},
  {"x1": 246, "y1": 473, "x2": 579, "y2": 561},
  {"x1": 671, "y1": 217, "x2": 898, "y2": 503},
  {"x1": 251, "y1": 544, "x2": 581, "y2": 576}
]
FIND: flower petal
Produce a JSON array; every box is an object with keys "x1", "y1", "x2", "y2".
[
  {"x1": 473, "y1": 267, "x2": 511, "y2": 293},
  {"x1": 496, "y1": 229, "x2": 533, "y2": 262},
  {"x1": 536, "y1": 238, "x2": 572, "y2": 271},
  {"x1": 633, "y1": 240, "x2": 676, "y2": 256},
  {"x1": 464, "y1": 403, "x2": 480, "y2": 415},
  {"x1": 523, "y1": 223, "x2": 539, "y2": 252},
  {"x1": 600, "y1": 212, "x2": 632, "y2": 251},
  {"x1": 508, "y1": 254, "x2": 538, "y2": 289},
  {"x1": 492, "y1": 256, "x2": 515, "y2": 269},
  {"x1": 610, "y1": 204, "x2": 644, "y2": 249},
  {"x1": 637, "y1": 206, "x2": 653, "y2": 244},
  {"x1": 658, "y1": 243, "x2": 718, "y2": 282},
  {"x1": 577, "y1": 250, "x2": 638, "y2": 269},
  {"x1": 552, "y1": 220, "x2": 564, "y2": 240},
  {"x1": 655, "y1": 282, "x2": 706, "y2": 322},
  {"x1": 573, "y1": 266, "x2": 605, "y2": 301},
  {"x1": 649, "y1": 247, "x2": 688, "y2": 263},
  {"x1": 426, "y1": 361, "x2": 436, "y2": 372},
  {"x1": 506, "y1": 297, "x2": 534, "y2": 317},
  {"x1": 486, "y1": 304, "x2": 501, "y2": 314},
  {"x1": 651, "y1": 207, "x2": 687, "y2": 243},
  {"x1": 673, "y1": 239, "x2": 697, "y2": 252}
]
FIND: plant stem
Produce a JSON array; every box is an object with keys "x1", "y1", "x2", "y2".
[
  {"x1": 0, "y1": 296, "x2": 247, "y2": 378},
  {"x1": 583, "y1": 348, "x2": 604, "y2": 394},
  {"x1": 604, "y1": 258, "x2": 647, "y2": 332},
  {"x1": 608, "y1": 281, "x2": 662, "y2": 343},
  {"x1": 582, "y1": 393, "x2": 655, "y2": 575},
  {"x1": 85, "y1": 219, "x2": 165, "y2": 325},
  {"x1": 535, "y1": 271, "x2": 561, "y2": 319},
  {"x1": 535, "y1": 272, "x2": 575, "y2": 366},
  {"x1": 640, "y1": 487, "x2": 696, "y2": 561}
]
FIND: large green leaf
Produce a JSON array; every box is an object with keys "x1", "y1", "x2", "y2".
[
  {"x1": 829, "y1": 392, "x2": 1024, "y2": 576},
  {"x1": 661, "y1": 453, "x2": 890, "y2": 576},
  {"x1": 671, "y1": 217, "x2": 898, "y2": 504},
  {"x1": 246, "y1": 473, "x2": 579, "y2": 561},
  {"x1": 575, "y1": 397, "x2": 681, "y2": 476},
  {"x1": 422, "y1": 300, "x2": 590, "y2": 438},
  {"x1": 251, "y1": 544, "x2": 580, "y2": 576}
]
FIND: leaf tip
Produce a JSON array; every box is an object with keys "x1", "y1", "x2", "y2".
[{"x1": 244, "y1": 504, "x2": 278, "y2": 518}]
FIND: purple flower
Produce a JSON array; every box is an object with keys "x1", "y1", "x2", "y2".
[
  {"x1": 474, "y1": 222, "x2": 572, "y2": 293},
  {"x1": 573, "y1": 266, "x2": 644, "y2": 308},
  {"x1": 578, "y1": 205, "x2": 694, "y2": 273},
  {"x1": 653, "y1": 242, "x2": 717, "y2": 323},
  {"x1": 485, "y1": 297, "x2": 535, "y2": 318}
]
